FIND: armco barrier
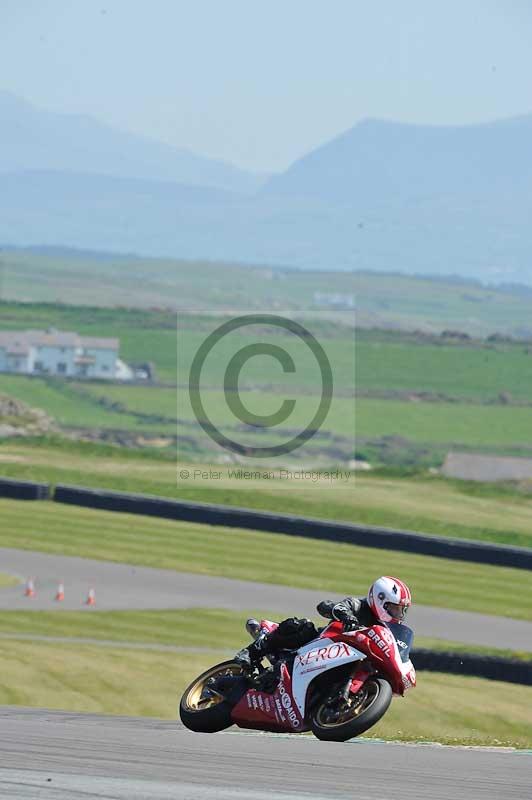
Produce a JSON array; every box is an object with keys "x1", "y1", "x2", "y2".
[
  {"x1": 0, "y1": 477, "x2": 50, "y2": 500},
  {"x1": 53, "y1": 484, "x2": 532, "y2": 570},
  {"x1": 412, "y1": 649, "x2": 532, "y2": 686}
]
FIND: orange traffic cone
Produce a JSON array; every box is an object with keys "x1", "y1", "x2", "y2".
[
  {"x1": 55, "y1": 582, "x2": 65, "y2": 602},
  {"x1": 85, "y1": 587, "x2": 96, "y2": 606},
  {"x1": 24, "y1": 578, "x2": 36, "y2": 598}
]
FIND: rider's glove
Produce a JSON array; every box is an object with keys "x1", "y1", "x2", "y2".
[
  {"x1": 342, "y1": 617, "x2": 360, "y2": 632},
  {"x1": 333, "y1": 608, "x2": 359, "y2": 631}
]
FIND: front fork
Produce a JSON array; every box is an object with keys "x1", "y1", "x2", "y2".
[
  {"x1": 306, "y1": 663, "x2": 374, "y2": 718},
  {"x1": 346, "y1": 666, "x2": 374, "y2": 698}
]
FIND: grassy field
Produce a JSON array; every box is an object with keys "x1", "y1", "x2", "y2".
[
  {"x1": 2, "y1": 372, "x2": 532, "y2": 464},
  {"x1": 2, "y1": 300, "x2": 532, "y2": 398},
  {"x1": 0, "y1": 639, "x2": 204, "y2": 718},
  {"x1": 0, "y1": 375, "x2": 177, "y2": 434},
  {"x1": 0, "y1": 572, "x2": 20, "y2": 588},
  {"x1": 73, "y1": 380, "x2": 532, "y2": 450},
  {"x1": 2, "y1": 299, "x2": 532, "y2": 464},
  {"x1": 376, "y1": 671, "x2": 532, "y2": 747},
  {"x1": 1, "y1": 608, "x2": 530, "y2": 662},
  {"x1": 0, "y1": 608, "x2": 257, "y2": 650},
  {"x1": 1, "y1": 498, "x2": 531, "y2": 620},
  {"x1": 0, "y1": 638, "x2": 530, "y2": 746},
  {"x1": 2, "y1": 440, "x2": 532, "y2": 548},
  {"x1": 3, "y1": 249, "x2": 532, "y2": 336},
  {"x1": 355, "y1": 330, "x2": 532, "y2": 402}
]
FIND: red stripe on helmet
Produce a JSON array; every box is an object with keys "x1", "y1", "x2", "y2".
[{"x1": 386, "y1": 576, "x2": 411, "y2": 604}]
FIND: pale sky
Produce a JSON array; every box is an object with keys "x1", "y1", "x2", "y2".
[{"x1": 2, "y1": 0, "x2": 532, "y2": 171}]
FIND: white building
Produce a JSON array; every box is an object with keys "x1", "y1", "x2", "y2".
[
  {"x1": 0, "y1": 329, "x2": 133, "y2": 380},
  {"x1": 313, "y1": 291, "x2": 355, "y2": 309}
]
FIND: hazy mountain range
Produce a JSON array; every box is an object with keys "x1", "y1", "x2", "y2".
[
  {"x1": 0, "y1": 91, "x2": 267, "y2": 193},
  {"x1": 1, "y1": 91, "x2": 531, "y2": 283}
]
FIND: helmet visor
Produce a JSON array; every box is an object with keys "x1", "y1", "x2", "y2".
[{"x1": 384, "y1": 601, "x2": 409, "y2": 620}]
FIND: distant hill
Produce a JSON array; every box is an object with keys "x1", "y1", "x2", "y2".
[
  {"x1": 261, "y1": 115, "x2": 532, "y2": 283},
  {"x1": 263, "y1": 116, "x2": 532, "y2": 202},
  {"x1": 2, "y1": 97, "x2": 532, "y2": 283},
  {"x1": 0, "y1": 91, "x2": 266, "y2": 193}
]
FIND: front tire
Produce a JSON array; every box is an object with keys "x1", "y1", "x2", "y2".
[
  {"x1": 311, "y1": 677, "x2": 392, "y2": 742},
  {"x1": 179, "y1": 660, "x2": 245, "y2": 733}
]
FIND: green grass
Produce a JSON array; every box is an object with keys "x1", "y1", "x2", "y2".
[
  {"x1": 0, "y1": 572, "x2": 20, "y2": 588},
  {"x1": 0, "y1": 638, "x2": 530, "y2": 746},
  {"x1": 4, "y1": 251, "x2": 532, "y2": 337},
  {"x1": 371, "y1": 670, "x2": 532, "y2": 747},
  {"x1": 3, "y1": 298, "x2": 532, "y2": 401},
  {"x1": 0, "y1": 375, "x2": 175, "y2": 433},
  {"x1": 354, "y1": 398, "x2": 532, "y2": 448},
  {"x1": 3, "y1": 371, "x2": 532, "y2": 466},
  {"x1": 1, "y1": 498, "x2": 531, "y2": 620},
  {"x1": 3, "y1": 297, "x2": 532, "y2": 464},
  {"x1": 77, "y1": 380, "x2": 532, "y2": 449},
  {"x1": 2, "y1": 440, "x2": 532, "y2": 548},
  {"x1": 0, "y1": 640, "x2": 207, "y2": 718},
  {"x1": 0, "y1": 608, "x2": 530, "y2": 662},
  {"x1": 355, "y1": 336, "x2": 532, "y2": 402},
  {"x1": 0, "y1": 609, "x2": 253, "y2": 650}
]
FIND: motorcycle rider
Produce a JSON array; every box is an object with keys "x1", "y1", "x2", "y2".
[{"x1": 235, "y1": 576, "x2": 413, "y2": 669}]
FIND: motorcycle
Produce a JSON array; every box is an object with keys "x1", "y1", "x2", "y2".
[{"x1": 179, "y1": 616, "x2": 416, "y2": 741}]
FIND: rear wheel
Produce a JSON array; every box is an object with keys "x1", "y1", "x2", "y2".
[
  {"x1": 311, "y1": 677, "x2": 392, "y2": 742},
  {"x1": 179, "y1": 660, "x2": 245, "y2": 733}
]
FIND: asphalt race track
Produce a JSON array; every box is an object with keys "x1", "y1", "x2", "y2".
[
  {"x1": 0, "y1": 708, "x2": 529, "y2": 800},
  {"x1": 1, "y1": 547, "x2": 531, "y2": 651}
]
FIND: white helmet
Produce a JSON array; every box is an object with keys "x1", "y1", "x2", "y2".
[{"x1": 367, "y1": 576, "x2": 412, "y2": 624}]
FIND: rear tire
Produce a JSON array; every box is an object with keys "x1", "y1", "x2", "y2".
[
  {"x1": 179, "y1": 660, "x2": 245, "y2": 733},
  {"x1": 311, "y1": 677, "x2": 392, "y2": 742}
]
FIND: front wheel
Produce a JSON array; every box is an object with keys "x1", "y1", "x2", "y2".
[
  {"x1": 311, "y1": 677, "x2": 392, "y2": 742},
  {"x1": 179, "y1": 660, "x2": 245, "y2": 733}
]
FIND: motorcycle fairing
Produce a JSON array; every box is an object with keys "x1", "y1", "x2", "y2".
[
  {"x1": 291, "y1": 637, "x2": 366, "y2": 717},
  {"x1": 230, "y1": 638, "x2": 365, "y2": 731},
  {"x1": 230, "y1": 663, "x2": 306, "y2": 733},
  {"x1": 343, "y1": 625, "x2": 416, "y2": 694}
]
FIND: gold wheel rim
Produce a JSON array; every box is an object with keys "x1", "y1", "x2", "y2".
[
  {"x1": 315, "y1": 679, "x2": 380, "y2": 728},
  {"x1": 185, "y1": 663, "x2": 243, "y2": 713}
]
